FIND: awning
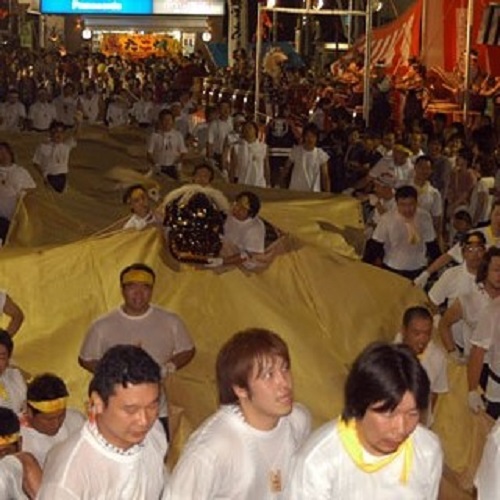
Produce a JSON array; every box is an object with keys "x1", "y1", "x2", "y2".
[{"x1": 83, "y1": 15, "x2": 210, "y2": 32}]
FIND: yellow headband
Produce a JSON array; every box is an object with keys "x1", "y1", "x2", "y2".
[
  {"x1": 0, "y1": 433, "x2": 20, "y2": 446},
  {"x1": 129, "y1": 188, "x2": 147, "y2": 201},
  {"x1": 237, "y1": 196, "x2": 250, "y2": 210},
  {"x1": 121, "y1": 269, "x2": 154, "y2": 286},
  {"x1": 28, "y1": 397, "x2": 67, "y2": 414}
]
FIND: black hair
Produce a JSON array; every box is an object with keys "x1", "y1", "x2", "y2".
[
  {"x1": 235, "y1": 191, "x2": 261, "y2": 218},
  {"x1": 0, "y1": 142, "x2": 15, "y2": 163},
  {"x1": 302, "y1": 123, "x2": 319, "y2": 139},
  {"x1": 476, "y1": 247, "x2": 500, "y2": 284},
  {"x1": 342, "y1": 342, "x2": 430, "y2": 421},
  {"x1": 402, "y1": 306, "x2": 432, "y2": 329},
  {"x1": 119, "y1": 262, "x2": 156, "y2": 285},
  {"x1": 49, "y1": 120, "x2": 65, "y2": 133},
  {"x1": 0, "y1": 329, "x2": 13, "y2": 357},
  {"x1": 193, "y1": 162, "x2": 215, "y2": 181},
  {"x1": 0, "y1": 407, "x2": 20, "y2": 436},
  {"x1": 27, "y1": 374, "x2": 69, "y2": 415},
  {"x1": 395, "y1": 185, "x2": 418, "y2": 202},
  {"x1": 453, "y1": 209, "x2": 472, "y2": 225},
  {"x1": 457, "y1": 148, "x2": 473, "y2": 166},
  {"x1": 158, "y1": 108, "x2": 173, "y2": 121},
  {"x1": 414, "y1": 155, "x2": 433, "y2": 166},
  {"x1": 122, "y1": 184, "x2": 147, "y2": 204},
  {"x1": 88, "y1": 345, "x2": 160, "y2": 406},
  {"x1": 461, "y1": 230, "x2": 487, "y2": 246}
]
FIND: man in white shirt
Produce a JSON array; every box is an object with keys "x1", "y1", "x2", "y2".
[
  {"x1": 130, "y1": 87, "x2": 156, "y2": 128},
  {"x1": 285, "y1": 123, "x2": 330, "y2": 192},
  {"x1": 366, "y1": 165, "x2": 396, "y2": 237},
  {"x1": 78, "y1": 84, "x2": 102, "y2": 124},
  {"x1": 363, "y1": 185, "x2": 441, "y2": 280},
  {"x1": 467, "y1": 251, "x2": 500, "y2": 419},
  {"x1": 0, "y1": 141, "x2": 36, "y2": 246},
  {"x1": 106, "y1": 89, "x2": 130, "y2": 128},
  {"x1": 439, "y1": 247, "x2": 500, "y2": 361},
  {"x1": 206, "y1": 100, "x2": 233, "y2": 170},
  {"x1": 429, "y1": 231, "x2": 486, "y2": 352},
  {"x1": 33, "y1": 120, "x2": 79, "y2": 193},
  {"x1": 27, "y1": 88, "x2": 57, "y2": 132},
  {"x1": 122, "y1": 184, "x2": 159, "y2": 231},
  {"x1": 79, "y1": 263, "x2": 195, "y2": 438},
  {"x1": 412, "y1": 155, "x2": 443, "y2": 234},
  {"x1": 166, "y1": 328, "x2": 311, "y2": 499},
  {"x1": 0, "y1": 88, "x2": 26, "y2": 132},
  {"x1": 395, "y1": 307, "x2": 448, "y2": 424},
  {"x1": 21, "y1": 373, "x2": 85, "y2": 466},
  {"x1": 38, "y1": 345, "x2": 167, "y2": 499},
  {"x1": 53, "y1": 82, "x2": 78, "y2": 128},
  {"x1": 147, "y1": 109, "x2": 187, "y2": 180},
  {"x1": 0, "y1": 407, "x2": 42, "y2": 499},
  {"x1": 287, "y1": 342, "x2": 443, "y2": 499},
  {"x1": 475, "y1": 418, "x2": 500, "y2": 499}
]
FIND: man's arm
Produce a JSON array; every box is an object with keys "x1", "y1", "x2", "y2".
[
  {"x1": 170, "y1": 347, "x2": 196, "y2": 371},
  {"x1": 468, "y1": 345, "x2": 487, "y2": 392},
  {"x1": 438, "y1": 299, "x2": 463, "y2": 353},
  {"x1": 320, "y1": 162, "x2": 330, "y2": 192},
  {"x1": 16, "y1": 452, "x2": 42, "y2": 500},
  {"x1": 3, "y1": 294, "x2": 25, "y2": 337}
]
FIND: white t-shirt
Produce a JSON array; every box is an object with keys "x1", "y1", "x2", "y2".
[
  {"x1": 429, "y1": 264, "x2": 477, "y2": 349},
  {"x1": 79, "y1": 305, "x2": 194, "y2": 418},
  {"x1": 106, "y1": 102, "x2": 130, "y2": 128},
  {"x1": 0, "y1": 455, "x2": 29, "y2": 500},
  {"x1": 54, "y1": 95, "x2": 77, "y2": 127},
  {"x1": 130, "y1": 100, "x2": 156, "y2": 125},
  {"x1": 470, "y1": 297, "x2": 500, "y2": 402},
  {"x1": 0, "y1": 102, "x2": 26, "y2": 131},
  {"x1": 224, "y1": 215, "x2": 266, "y2": 254},
  {"x1": 475, "y1": 418, "x2": 500, "y2": 500},
  {"x1": 0, "y1": 366, "x2": 27, "y2": 414},
  {"x1": 78, "y1": 94, "x2": 101, "y2": 123},
  {"x1": 28, "y1": 101, "x2": 57, "y2": 131},
  {"x1": 123, "y1": 212, "x2": 157, "y2": 231},
  {"x1": 167, "y1": 403, "x2": 311, "y2": 500},
  {"x1": 414, "y1": 182, "x2": 442, "y2": 218},
  {"x1": 288, "y1": 145, "x2": 329, "y2": 192},
  {"x1": 38, "y1": 420, "x2": 167, "y2": 500},
  {"x1": 394, "y1": 334, "x2": 448, "y2": 395},
  {"x1": 287, "y1": 419, "x2": 443, "y2": 500},
  {"x1": 147, "y1": 130, "x2": 186, "y2": 167},
  {"x1": 370, "y1": 158, "x2": 414, "y2": 188},
  {"x1": 21, "y1": 408, "x2": 85, "y2": 466},
  {"x1": 459, "y1": 285, "x2": 493, "y2": 356},
  {"x1": 372, "y1": 208, "x2": 436, "y2": 271},
  {"x1": 0, "y1": 163, "x2": 36, "y2": 220},
  {"x1": 469, "y1": 177, "x2": 494, "y2": 224},
  {"x1": 33, "y1": 138, "x2": 77, "y2": 177},
  {"x1": 233, "y1": 140, "x2": 268, "y2": 188},
  {"x1": 207, "y1": 118, "x2": 234, "y2": 155}
]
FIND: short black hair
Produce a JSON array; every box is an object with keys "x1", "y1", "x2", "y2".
[
  {"x1": 302, "y1": 123, "x2": 319, "y2": 139},
  {"x1": 49, "y1": 120, "x2": 65, "y2": 133},
  {"x1": 342, "y1": 342, "x2": 430, "y2": 421},
  {"x1": 0, "y1": 330, "x2": 13, "y2": 357},
  {"x1": 235, "y1": 191, "x2": 261, "y2": 218},
  {"x1": 0, "y1": 407, "x2": 20, "y2": 436},
  {"x1": 461, "y1": 230, "x2": 486, "y2": 247},
  {"x1": 119, "y1": 263, "x2": 156, "y2": 285},
  {"x1": 395, "y1": 185, "x2": 418, "y2": 201},
  {"x1": 402, "y1": 306, "x2": 432, "y2": 329},
  {"x1": 454, "y1": 209, "x2": 472, "y2": 225},
  {"x1": 122, "y1": 184, "x2": 147, "y2": 204},
  {"x1": 89, "y1": 345, "x2": 160, "y2": 405},
  {"x1": 193, "y1": 162, "x2": 215, "y2": 181},
  {"x1": 27, "y1": 374, "x2": 69, "y2": 414},
  {"x1": 0, "y1": 141, "x2": 15, "y2": 163},
  {"x1": 158, "y1": 108, "x2": 173, "y2": 121},
  {"x1": 414, "y1": 155, "x2": 433, "y2": 166}
]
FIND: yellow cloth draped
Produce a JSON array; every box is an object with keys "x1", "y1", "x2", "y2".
[
  {"x1": 0, "y1": 380, "x2": 9, "y2": 401},
  {"x1": 337, "y1": 418, "x2": 413, "y2": 483}
]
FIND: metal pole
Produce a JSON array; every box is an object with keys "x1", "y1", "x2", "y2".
[
  {"x1": 363, "y1": 0, "x2": 373, "y2": 126},
  {"x1": 463, "y1": 0, "x2": 474, "y2": 121},
  {"x1": 255, "y1": 3, "x2": 263, "y2": 122},
  {"x1": 348, "y1": 0, "x2": 353, "y2": 46},
  {"x1": 272, "y1": 10, "x2": 277, "y2": 43}
]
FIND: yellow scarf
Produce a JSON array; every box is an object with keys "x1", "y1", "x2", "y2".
[
  {"x1": 337, "y1": 418, "x2": 414, "y2": 483},
  {"x1": 405, "y1": 220, "x2": 421, "y2": 245},
  {"x1": 485, "y1": 225, "x2": 500, "y2": 246}
]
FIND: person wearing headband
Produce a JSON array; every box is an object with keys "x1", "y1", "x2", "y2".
[
  {"x1": 287, "y1": 342, "x2": 442, "y2": 499},
  {"x1": 78, "y1": 262, "x2": 195, "y2": 438},
  {"x1": 0, "y1": 407, "x2": 42, "y2": 499},
  {"x1": 38, "y1": 345, "x2": 167, "y2": 499},
  {"x1": 21, "y1": 373, "x2": 85, "y2": 466}
]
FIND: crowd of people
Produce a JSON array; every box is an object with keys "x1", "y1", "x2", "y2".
[{"x1": 0, "y1": 41, "x2": 500, "y2": 499}]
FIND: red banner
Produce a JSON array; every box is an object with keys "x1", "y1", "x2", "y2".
[{"x1": 358, "y1": 0, "x2": 423, "y2": 73}]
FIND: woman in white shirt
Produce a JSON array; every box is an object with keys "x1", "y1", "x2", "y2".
[
  {"x1": 285, "y1": 123, "x2": 330, "y2": 192},
  {"x1": 230, "y1": 121, "x2": 270, "y2": 188}
]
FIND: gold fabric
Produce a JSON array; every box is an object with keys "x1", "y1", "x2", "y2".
[{"x1": 0, "y1": 127, "x2": 487, "y2": 490}]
